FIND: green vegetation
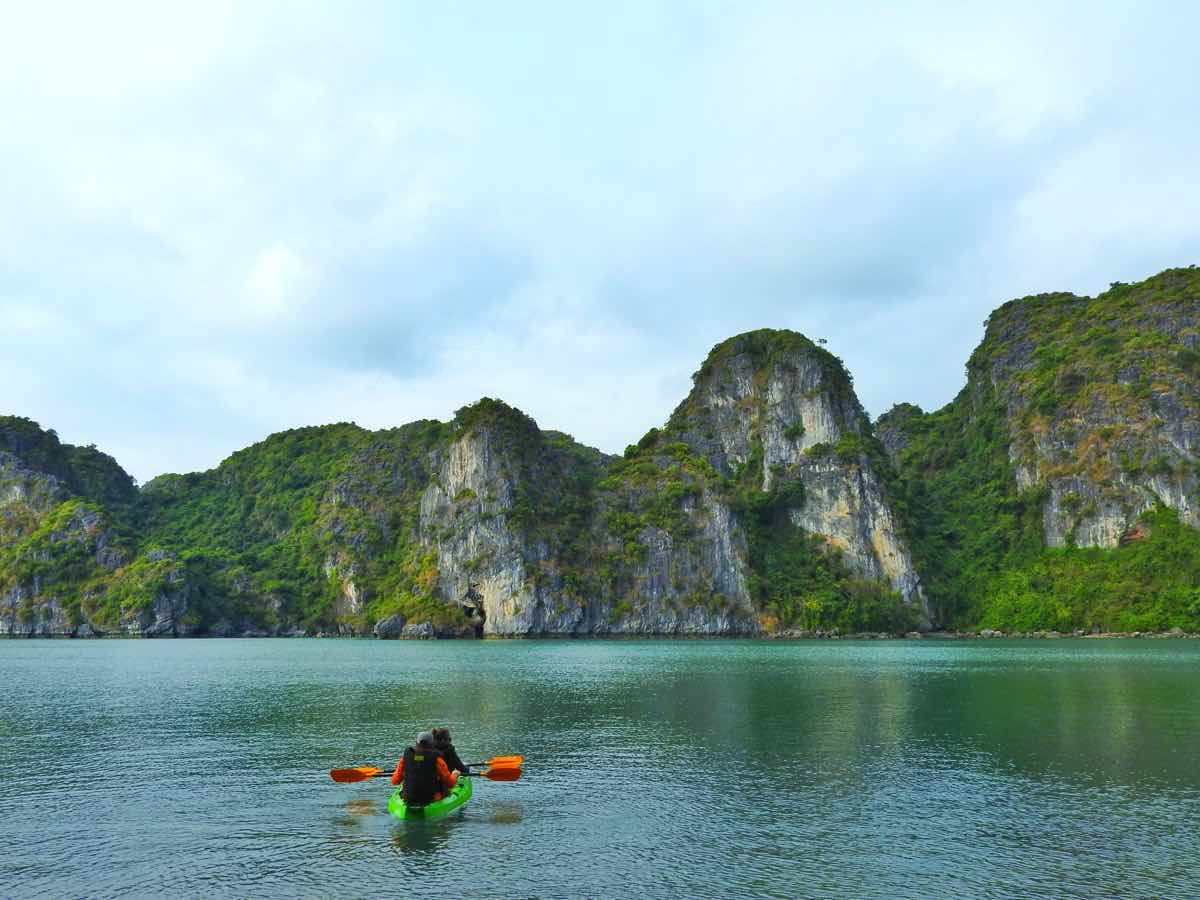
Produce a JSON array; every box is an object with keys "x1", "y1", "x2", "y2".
[
  {"x1": 85, "y1": 553, "x2": 179, "y2": 629},
  {"x1": 736, "y1": 479, "x2": 917, "y2": 633},
  {"x1": 883, "y1": 382, "x2": 1046, "y2": 625},
  {"x1": 5, "y1": 268, "x2": 1200, "y2": 637},
  {"x1": 0, "y1": 500, "x2": 113, "y2": 609},
  {"x1": 0, "y1": 416, "x2": 136, "y2": 521},
  {"x1": 979, "y1": 506, "x2": 1200, "y2": 632},
  {"x1": 984, "y1": 267, "x2": 1200, "y2": 482},
  {"x1": 137, "y1": 421, "x2": 381, "y2": 625},
  {"x1": 884, "y1": 265, "x2": 1200, "y2": 631}
]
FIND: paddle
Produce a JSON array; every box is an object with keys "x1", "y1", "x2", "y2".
[
  {"x1": 474, "y1": 766, "x2": 522, "y2": 782},
  {"x1": 330, "y1": 766, "x2": 386, "y2": 783},
  {"x1": 329, "y1": 763, "x2": 523, "y2": 784},
  {"x1": 466, "y1": 755, "x2": 523, "y2": 768}
]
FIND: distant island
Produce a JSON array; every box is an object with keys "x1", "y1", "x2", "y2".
[{"x1": 3, "y1": 266, "x2": 1199, "y2": 639}]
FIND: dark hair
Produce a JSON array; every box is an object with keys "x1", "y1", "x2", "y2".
[{"x1": 432, "y1": 726, "x2": 452, "y2": 747}]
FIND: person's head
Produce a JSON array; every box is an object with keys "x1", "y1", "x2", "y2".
[
  {"x1": 415, "y1": 731, "x2": 435, "y2": 750},
  {"x1": 432, "y1": 726, "x2": 452, "y2": 748}
]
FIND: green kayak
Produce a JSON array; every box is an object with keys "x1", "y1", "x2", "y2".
[{"x1": 387, "y1": 775, "x2": 473, "y2": 821}]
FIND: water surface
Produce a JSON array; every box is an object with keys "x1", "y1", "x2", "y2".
[{"x1": 2, "y1": 638, "x2": 1198, "y2": 897}]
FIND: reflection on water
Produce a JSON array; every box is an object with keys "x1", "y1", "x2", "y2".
[
  {"x1": 343, "y1": 798, "x2": 377, "y2": 817},
  {"x1": 389, "y1": 818, "x2": 458, "y2": 857},
  {"x1": 486, "y1": 801, "x2": 524, "y2": 825},
  {"x1": 332, "y1": 797, "x2": 379, "y2": 828},
  {"x1": 2, "y1": 638, "x2": 1199, "y2": 898}
]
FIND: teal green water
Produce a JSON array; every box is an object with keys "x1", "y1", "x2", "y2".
[{"x1": 2, "y1": 639, "x2": 1198, "y2": 898}]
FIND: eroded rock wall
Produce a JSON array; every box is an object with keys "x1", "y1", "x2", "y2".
[
  {"x1": 666, "y1": 332, "x2": 927, "y2": 622},
  {"x1": 975, "y1": 272, "x2": 1200, "y2": 548}
]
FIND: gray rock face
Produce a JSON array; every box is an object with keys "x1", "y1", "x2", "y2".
[
  {"x1": 121, "y1": 557, "x2": 194, "y2": 637},
  {"x1": 587, "y1": 485, "x2": 759, "y2": 635},
  {"x1": 414, "y1": 407, "x2": 768, "y2": 636},
  {"x1": 0, "y1": 586, "x2": 75, "y2": 637},
  {"x1": 1, "y1": 331, "x2": 933, "y2": 638},
  {"x1": 666, "y1": 333, "x2": 928, "y2": 622},
  {"x1": 403, "y1": 621, "x2": 436, "y2": 639},
  {"x1": 0, "y1": 451, "x2": 64, "y2": 511},
  {"x1": 374, "y1": 613, "x2": 407, "y2": 638},
  {"x1": 790, "y1": 460, "x2": 924, "y2": 608},
  {"x1": 875, "y1": 404, "x2": 924, "y2": 465},
  {"x1": 313, "y1": 334, "x2": 930, "y2": 636},
  {"x1": 669, "y1": 341, "x2": 859, "y2": 487},
  {"x1": 979, "y1": 280, "x2": 1200, "y2": 549},
  {"x1": 324, "y1": 556, "x2": 364, "y2": 634},
  {"x1": 420, "y1": 425, "x2": 573, "y2": 636}
]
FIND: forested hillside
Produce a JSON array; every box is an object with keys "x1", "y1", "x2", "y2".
[
  {"x1": 4, "y1": 266, "x2": 1199, "y2": 637},
  {"x1": 879, "y1": 266, "x2": 1200, "y2": 632}
]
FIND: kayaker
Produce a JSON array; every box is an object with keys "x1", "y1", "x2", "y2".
[
  {"x1": 432, "y1": 726, "x2": 467, "y2": 774},
  {"x1": 390, "y1": 731, "x2": 457, "y2": 805}
]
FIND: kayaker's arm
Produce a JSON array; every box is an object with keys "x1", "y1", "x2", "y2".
[
  {"x1": 436, "y1": 757, "x2": 456, "y2": 792},
  {"x1": 390, "y1": 758, "x2": 404, "y2": 786}
]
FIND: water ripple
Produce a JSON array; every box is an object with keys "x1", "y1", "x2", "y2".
[{"x1": 2, "y1": 638, "x2": 1199, "y2": 897}]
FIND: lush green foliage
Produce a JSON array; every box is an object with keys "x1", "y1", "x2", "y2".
[
  {"x1": 884, "y1": 384, "x2": 1046, "y2": 625},
  {"x1": 732, "y1": 455, "x2": 917, "y2": 633},
  {"x1": 885, "y1": 266, "x2": 1200, "y2": 631},
  {"x1": 979, "y1": 507, "x2": 1200, "y2": 632},
  {"x1": 85, "y1": 554, "x2": 179, "y2": 629},
  {"x1": 7, "y1": 273, "x2": 1200, "y2": 637},
  {"x1": 137, "y1": 422, "x2": 377, "y2": 622},
  {"x1": 0, "y1": 500, "x2": 111, "y2": 607},
  {"x1": 0, "y1": 416, "x2": 136, "y2": 518},
  {"x1": 985, "y1": 267, "x2": 1200, "y2": 482}
]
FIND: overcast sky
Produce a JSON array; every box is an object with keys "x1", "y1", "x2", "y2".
[{"x1": 2, "y1": 2, "x2": 1198, "y2": 482}]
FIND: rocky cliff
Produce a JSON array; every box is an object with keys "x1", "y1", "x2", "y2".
[
  {"x1": 976, "y1": 272, "x2": 1199, "y2": 548},
  {"x1": 1, "y1": 331, "x2": 925, "y2": 636},
  {"x1": 6, "y1": 266, "x2": 1198, "y2": 638},
  {"x1": 0, "y1": 425, "x2": 131, "y2": 637},
  {"x1": 880, "y1": 266, "x2": 1200, "y2": 631},
  {"x1": 663, "y1": 331, "x2": 922, "y2": 606}
]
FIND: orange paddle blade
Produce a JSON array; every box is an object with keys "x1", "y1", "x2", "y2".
[
  {"x1": 330, "y1": 766, "x2": 384, "y2": 783},
  {"x1": 466, "y1": 755, "x2": 524, "y2": 768},
  {"x1": 479, "y1": 766, "x2": 523, "y2": 782},
  {"x1": 487, "y1": 755, "x2": 523, "y2": 768}
]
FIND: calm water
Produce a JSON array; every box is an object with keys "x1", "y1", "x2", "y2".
[{"x1": 2, "y1": 638, "x2": 1198, "y2": 898}]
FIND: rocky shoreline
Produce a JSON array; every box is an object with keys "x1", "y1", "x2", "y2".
[{"x1": 6, "y1": 627, "x2": 1200, "y2": 640}]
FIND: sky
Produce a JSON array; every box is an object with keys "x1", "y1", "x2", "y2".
[{"x1": 2, "y1": 1, "x2": 1199, "y2": 483}]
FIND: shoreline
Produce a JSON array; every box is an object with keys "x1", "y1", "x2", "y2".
[{"x1": 5, "y1": 629, "x2": 1200, "y2": 641}]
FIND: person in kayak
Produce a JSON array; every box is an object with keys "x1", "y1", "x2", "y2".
[
  {"x1": 391, "y1": 731, "x2": 457, "y2": 805},
  {"x1": 432, "y1": 727, "x2": 467, "y2": 775}
]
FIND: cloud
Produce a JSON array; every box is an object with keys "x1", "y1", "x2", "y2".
[
  {"x1": 241, "y1": 244, "x2": 315, "y2": 320},
  {"x1": 1, "y1": 1, "x2": 1198, "y2": 482}
]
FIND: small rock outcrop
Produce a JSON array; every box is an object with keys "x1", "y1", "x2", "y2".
[{"x1": 373, "y1": 614, "x2": 407, "y2": 638}]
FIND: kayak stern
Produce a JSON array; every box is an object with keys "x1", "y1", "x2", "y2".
[{"x1": 387, "y1": 774, "x2": 473, "y2": 821}]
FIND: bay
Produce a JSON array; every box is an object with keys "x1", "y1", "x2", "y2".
[{"x1": 2, "y1": 638, "x2": 1198, "y2": 898}]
